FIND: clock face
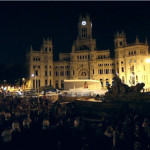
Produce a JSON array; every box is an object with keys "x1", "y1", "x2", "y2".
[{"x1": 82, "y1": 21, "x2": 86, "y2": 25}]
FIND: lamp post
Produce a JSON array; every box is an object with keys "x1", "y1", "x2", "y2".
[
  {"x1": 32, "y1": 73, "x2": 39, "y2": 95},
  {"x1": 22, "y1": 78, "x2": 25, "y2": 95},
  {"x1": 22, "y1": 78, "x2": 25, "y2": 90}
]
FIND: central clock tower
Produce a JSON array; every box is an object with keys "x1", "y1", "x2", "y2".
[
  {"x1": 78, "y1": 14, "x2": 92, "y2": 40},
  {"x1": 72, "y1": 13, "x2": 96, "y2": 52}
]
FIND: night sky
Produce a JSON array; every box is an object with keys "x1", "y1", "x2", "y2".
[{"x1": 1, "y1": 1, "x2": 150, "y2": 66}]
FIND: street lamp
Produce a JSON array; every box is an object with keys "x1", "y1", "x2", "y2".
[
  {"x1": 31, "y1": 73, "x2": 36, "y2": 89},
  {"x1": 22, "y1": 78, "x2": 25, "y2": 93},
  {"x1": 145, "y1": 58, "x2": 150, "y2": 63},
  {"x1": 31, "y1": 73, "x2": 39, "y2": 94}
]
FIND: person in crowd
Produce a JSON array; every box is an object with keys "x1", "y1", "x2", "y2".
[
  {"x1": 1, "y1": 126, "x2": 12, "y2": 144},
  {"x1": 23, "y1": 117, "x2": 31, "y2": 129},
  {"x1": 74, "y1": 117, "x2": 80, "y2": 128},
  {"x1": 112, "y1": 126, "x2": 120, "y2": 149},
  {"x1": 42, "y1": 118, "x2": 50, "y2": 130},
  {"x1": 12, "y1": 120, "x2": 20, "y2": 132},
  {"x1": 142, "y1": 118, "x2": 150, "y2": 135}
]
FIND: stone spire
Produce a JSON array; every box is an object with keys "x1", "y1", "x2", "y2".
[
  {"x1": 30, "y1": 45, "x2": 33, "y2": 51},
  {"x1": 145, "y1": 38, "x2": 148, "y2": 45},
  {"x1": 135, "y1": 36, "x2": 139, "y2": 44}
]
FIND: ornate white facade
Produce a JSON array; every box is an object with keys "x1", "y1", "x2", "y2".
[{"x1": 26, "y1": 14, "x2": 150, "y2": 90}]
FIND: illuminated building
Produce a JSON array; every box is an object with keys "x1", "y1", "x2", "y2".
[{"x1": 26, "y1": 14, "x2": 150, "y2": 90}]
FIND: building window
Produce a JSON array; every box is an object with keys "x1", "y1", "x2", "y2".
[
  {"x1": 38, "y1": 66, "x2": 40, "y2": 69},
  {"x1": 39, "y1": 80, "x2": 40, "y2": 87},
  {"x1": 33, "y1": 57, "x2": 40, "y2": 61},
  {"x1": 49, "y1": 48, "x2": 51, "y2": 52},
  {"x1": 45, "y1": 47, "x2": 48, "y2": 52},
  {"x1": 55, "y1": 72, "x2": 58, "y2": 76},
  {"x1": 36, "y1": 79, "x2": 37, "y2": 88},
  {"x1": 35, "y1": 70, "x2": 38, "y2": 76},
  {"x1": 33, "y1": 65, "x2": 36, "y2": 68},
  {"x1": 49, "y1": 71, "x2": 51, "y2": 76},
  {"x1": 122, "y1": 67, "x2": 124, "y2": 72},
  {"x1": 121, "y1": 61, "x2": 123, "y2": 64},
  {"x1": 60, "y1": 71, "x2": 64, "y2": 76},
  {"x1": 129, "y1": 59, "x2": 132, "y2": 63},
  {"x1": 50, "y1": 80, "x2": 51, "y2": 86},
  {"x1": 131, "y1": 66, "x2": 134, "y2": 72},
  {"x1": 106, "y1": 79, "x2": 109, "y2": 86},
  {"x1": 116, "y1": 43, "x2": 118, "y2": 47},
  {"x1": 66, "y1": 71, "x2": 70, "y2": 76},
  {"x1": 45, "y1": 71, "x2": 47, "y2": 76},
  {"x1": 112, "y1": 78, "x2": 115, "y2": 86},
  {"x1": 73, "y1": 70, "x2": 75, "y2": 75},
  {"x1": 112, "y1": 69, "x2": 115, "y2": 74},
  {"x1": 120, "y1": 41, "x2": 122, "y2": 46},
  {"x1": 45, "y1": 66, "x2": 47, "y2": 69},
  {"x1": 100, "y1": 79, "x2": 103, "y2": 87},
  {"x1": 122, "y1": 76, "x2": 124, "y2": 83},
  {"x1": 32, "y1": 79, "x2": 34, "y2": 88},
  {"x1": 49, "y1": 66, "x2": 51, "y2": 68},
  {"x1": 93, "y1": 69, "x2": 94, "y2": 74},
  {"x1": 100, "y1": 69, "x2": 103, "y2": 74},
  {"x1": 56, "y1": 80, "x2": 59, "y2": 89},
  {"x1": 106, "y1": 69, "x2": 109, "y2": 74},
  {"x1": 61, "y1": 80, "x2": 64, "y2": 89},
  {"x1": 136, "y1": 75, "x2": 138, "y2": 83},
  {"x1": 45, "y1": 80, "x2": 47, "y2": 86}
]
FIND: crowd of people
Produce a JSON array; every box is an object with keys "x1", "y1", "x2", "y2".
[{"x1": 0, "y1": 96, "x2": 150, "y2": 150}]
